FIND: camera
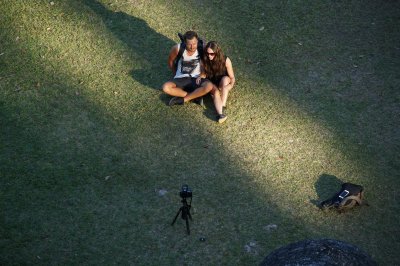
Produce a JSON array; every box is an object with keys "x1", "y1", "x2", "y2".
[{"x1": 179, "y1": 184, "x2": 192, "y2": 198}]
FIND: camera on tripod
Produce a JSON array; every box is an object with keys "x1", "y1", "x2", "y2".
[
  {"x1": 172, "y1": 184, "x2": 193, "y2": 235},
  {"x1": 179, "y1": 184, "x2": 192, "y2": 199}
]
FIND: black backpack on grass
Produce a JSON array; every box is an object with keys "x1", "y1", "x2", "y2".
[
  {"x1": 174, "y1": 32, "x2": 205, "y2": 71},
  {"x1": 320, "y1": 183, "x2": 368, "y2": 212}
]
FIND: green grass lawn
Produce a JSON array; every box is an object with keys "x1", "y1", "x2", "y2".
[{"x1": 1, "y1": 0, "x2": 399, "y2": 265}]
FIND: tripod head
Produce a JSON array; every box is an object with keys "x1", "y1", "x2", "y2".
[{"x1": 179, "y1": 184, "x2": 192, "y2": 199}]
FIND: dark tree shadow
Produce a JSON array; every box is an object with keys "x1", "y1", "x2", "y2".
[
  {"x1": 83, "y1": 0, "x2": 174, "y2": 90},
  {"x1": 83, "y1": 0, "x2": 218, "y2": 115},
  {"x1": 311, "y1": 174, "x2": 343, "y2": 207}
]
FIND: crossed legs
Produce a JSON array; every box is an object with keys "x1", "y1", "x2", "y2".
[{"x1": 162, "y1": 80, "x2": 213, "y2": 103}]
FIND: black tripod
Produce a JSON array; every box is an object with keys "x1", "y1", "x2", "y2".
[{"x1": 171, "y1": 196, "x2": 192, "y2": 235}]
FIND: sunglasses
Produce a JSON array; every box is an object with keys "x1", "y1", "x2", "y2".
[{"x1": 207, "y1": 52, "x2": 216, "y2": 56}]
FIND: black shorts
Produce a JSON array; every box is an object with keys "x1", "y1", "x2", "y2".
[
  {"x1": 210, "y1": 74, "x2": 228, "y2": 87},
  {"x1": 171, "y1": 77, "x2": 209, "y2": 93}
]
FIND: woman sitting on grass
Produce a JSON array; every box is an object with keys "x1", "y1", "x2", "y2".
[{"x1": 201, "y1": 41, "x2": 235, "y2": 123}]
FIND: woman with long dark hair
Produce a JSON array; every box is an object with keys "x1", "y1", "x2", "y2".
[{"x1": 201, "y1": 41, "x2": 235, "y2": 123}]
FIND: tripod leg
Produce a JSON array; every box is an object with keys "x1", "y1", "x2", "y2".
[
  {"x1": 185, "y1": 216, "x2": 190, "y2": 235},
  {"x1": 171, "y1": 207, "x2": 182, "y2": 226},
  {"x1": 183, "y1": 206, "x2": 191, "y2": 235}
]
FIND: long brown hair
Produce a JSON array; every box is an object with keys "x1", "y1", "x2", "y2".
[{"x1": 203, "y1": 41, "x2": 226, "y2": 79}]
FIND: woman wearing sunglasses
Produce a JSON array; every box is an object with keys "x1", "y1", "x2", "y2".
[{"x1": 198, "y1": 41, "x2": 235, "y2": 123}]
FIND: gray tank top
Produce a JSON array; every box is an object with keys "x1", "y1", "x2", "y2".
[{"x1": 174, "y1": 45, "x2": 201, "y2": 78}]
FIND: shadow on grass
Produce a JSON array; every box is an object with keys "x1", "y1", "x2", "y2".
[
  {"x1": 2, "y1": 0, "x2": 398, "y2": 264},
  {"x1": 183, "y1": 0, "x2": 400, "y2": 181},
  {"x1": 311, "y1": 174, "x2": 342, "y2": 207},
  {"x1": 172, "y1": 3, "x2": 399, "y2": 262},
  {"x1": 83, "y1": 0, "x2": 174, "y2": 91},
  {"x1": 83, "y1": 0, "x2": 220, "y2": 116},
  {"x1": 0, "y1": 3, "x2": 313, "y2": 265}
]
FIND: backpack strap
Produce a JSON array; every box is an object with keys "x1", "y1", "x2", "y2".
[
  {"x1": 174, "y1": 42, "x2": 186, "y2": 71},
  {"x1": 197, "y1": 39, "x2": 204, "y2": 59},
  {"x1": 173, "y1": 32, "x2": 186, "y2": 72},
  {"x1": 178, "y1": 33, "x2": 184, "y2": 42},
  {"x1": 338, "y1": 195, "x2": 362, "y2": 210}
]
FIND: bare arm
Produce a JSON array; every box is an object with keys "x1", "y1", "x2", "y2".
[
  {"x1": 225, "y1": 57, "x2": 235, "y2": 87},
  {"x1": 168, "y1": 44, "x2": 180, "y2": 74},
  {"x1": 199, "y1": 61, "x2": 207, "y2": 78},
  {"x1": 196, "y1": 61, "x2": 207, "y2": 85}
]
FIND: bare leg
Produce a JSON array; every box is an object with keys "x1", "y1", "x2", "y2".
[
  {"x1": 219, "y1": 77, "x2": 233, "y2": 107},
  {"x1": 162, "y1": 81, "x2": 187, "y2": 97},
  {"x1": 211, "y1": 86, "x2": 224, "y2": 115},
  {"x1": 183, "y1": 81, "x2": 213, "y2": 102}
]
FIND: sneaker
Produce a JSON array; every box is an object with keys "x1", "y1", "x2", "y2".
[
  {"x1": 169, "y1": 97, "x2": 184, "y2": 106},
  {"x1": 217, "y1": 114, "x2": 227, "y2": 123}
]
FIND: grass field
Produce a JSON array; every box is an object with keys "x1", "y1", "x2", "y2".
[{"x1": 1, "y1": 0, "x2": 399, "y2": 265}]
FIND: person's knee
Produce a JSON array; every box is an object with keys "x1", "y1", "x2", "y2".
[
  {"x1": 211, "y1": 85, "x2": 220, "y2": 95},
  {"x1": 204, "y1": 82, "x2": 214, "y2": 92},
  {"x1": 162, "y1": 83, "x2": 172, "y2": 94},
  {"x1": 220, "y1": 77, "x2": 231, "y2": 88}
]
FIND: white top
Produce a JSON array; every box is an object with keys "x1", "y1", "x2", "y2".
[{"x1": 174, "y1": 44, "x2": 201, "y2": 78}]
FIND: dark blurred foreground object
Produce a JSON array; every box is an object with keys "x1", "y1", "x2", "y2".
[
  {"x1": 320, "y1": 183, "x2": 368, "y2": 212},
  {"x1": 260, "y1": 239, "x2": 377, "y2": 266}
]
